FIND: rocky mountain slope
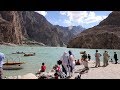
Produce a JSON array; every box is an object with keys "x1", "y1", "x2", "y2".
[
  {"x1": 0, "y1": 11, "x2": 85, "y2": 46},
  {"x1": 67, "y1": 11, "x2": 120, "y2": 49},
  {"x1": 55, "y1": 25, "x2": 85, "y2": 45}
]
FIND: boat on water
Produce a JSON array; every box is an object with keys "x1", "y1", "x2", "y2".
[
  {"x1": 3, "y1": 56, "x2": 25, "y2": 70},
  {"x1": 12, "y1": 52, "x2": 25, "y2": 54},
  {"x1": 3, "y1": 62, "x2": 25, "y2": 70},
  {"x1": 24, "y1": 53, "x2": 35, "y2": 56}
]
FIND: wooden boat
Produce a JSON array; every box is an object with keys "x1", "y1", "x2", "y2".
[
  {"x1": 3, "y1": 62, "x2": 25, "y2": 70},
  {"x1": 24, "y1": 53, "x2": 35, "y2": 56},
  {"x1": 3, "y1": 56, "x2": 25, "y2": 70}
]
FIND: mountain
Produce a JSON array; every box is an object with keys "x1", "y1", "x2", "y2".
[
  {"x1": 55, "y1": 25, "x2": 85, "y2": 35},
  {"x1": 0, "y1": 11, "x2": 85, "y2": 46},
  {"x1": 67, "y1": 11, "x2": 120, "y2": 49},
  {"x1": 55, "y1": 25, "x2": 85, "y2": 45}
]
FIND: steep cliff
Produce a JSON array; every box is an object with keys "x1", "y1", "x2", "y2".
[
  {"x1": 0, "y1": 11, "x2": 85, "y2": 46},
  {"x1": 0, "y1": 11, "x2": 24, "y2": 44},
  {"x1": 21, "y1": 11, "x2": 64, "y2": 46},
  {"x1": 67, "y1": 11, "x2": 120, "y2": 49},
  {"x1": 0, "y1": 11, "x2": 64, "y2": 46}
]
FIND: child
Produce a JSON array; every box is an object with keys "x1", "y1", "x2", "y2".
[
  {"x1": 40, "y1": 63, "x2": 46, "y2": 72},
  {"x1": 88, "y1": 54, "x2": 91, "y2": 61},
  {"x1": 36, "y1": 63, "x2": 46, "y2": 75}
]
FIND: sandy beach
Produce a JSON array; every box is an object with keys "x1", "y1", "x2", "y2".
[{"x1": 71, "y1": 60, "x2": 120, "y2": 79}]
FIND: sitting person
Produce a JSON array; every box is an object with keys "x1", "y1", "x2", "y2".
[
  {"x1": 76, "y1": 59, "x2": 81, "y2": 65},
  {"x1": 80, "y1": 51, "x2": 89, "y2": 74},
  {"x1": 36, "y1": 63, "x2": 46, "y2": 75},
  {"x1": 54, "y1": 61, "x2": 67, "y2": 79},
  {"x1": 54, "y1": 72, "x2": 59, "y2": 79}
]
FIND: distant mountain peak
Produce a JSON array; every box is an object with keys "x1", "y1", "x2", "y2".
[
  {"x1": 68, "y1": 26, "x2": 73, "y2": 30},
  {"x1": 67, "y1": 11, "x2": 120, "y2": 49}
]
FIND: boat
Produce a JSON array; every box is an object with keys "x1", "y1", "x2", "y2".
[
  {"x1": 3, "y1": 56, "x2": 25, "y2": 70},
  {"x1": 3, "y1": 62, "x2": 25, "y2": 70},
  {"x1": 12, "y1": 52, "x2": 25, "y2": 54},
  {"x1": 24, "y1": 53, "x2": 35, "y2": 56}
]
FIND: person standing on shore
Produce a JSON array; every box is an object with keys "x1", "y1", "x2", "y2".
[
  {"x1": 68, "y1": 50, "x2": 75, "y2": 77},
  {"x1": 88, "y1": 54, "x2": 91, "y2": 61},
  {"x1": 103, "y1": 51, "x2": 110, "y2": 67},
  {"x1": 114, "y1": 52, "x2": 118, "y2": 64},
  {"x1": 0, "y1": 52, "x2": 5, "y2": 79},
  {"x1": 95, "y1": 50, "x2": 101, "y2": 67},
  {"x1": 60, "y1": 52, "x2": 69, "y2": 76}
]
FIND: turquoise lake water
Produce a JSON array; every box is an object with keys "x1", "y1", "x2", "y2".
[{"x1": 0, "y1": 45, "x2": 120, "y2": 77}]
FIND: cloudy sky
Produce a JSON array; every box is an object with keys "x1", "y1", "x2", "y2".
[{"x1": 35, "y1": 11, "x2": 112, "y2": 29}]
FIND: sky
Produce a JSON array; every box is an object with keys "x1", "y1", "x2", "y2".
[{"x1": 35, "y1": 11, "x2": 112, "y2": 29}]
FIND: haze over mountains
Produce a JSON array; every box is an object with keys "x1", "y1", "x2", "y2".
[
  {"x1": 67, "y1": 11, "x2": 120, "y2": 49},
  {"x1": 0, "y1": 11, "x2": 85, "y2": 46}
]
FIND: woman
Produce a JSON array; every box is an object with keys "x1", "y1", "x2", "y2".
[{"x1": 60, "y1": 52, "x2": 69, "y2": 76}]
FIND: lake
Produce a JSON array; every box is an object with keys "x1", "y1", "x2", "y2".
[{"x1": 0, "y1": 45, "x2": 119, "y2": 77}]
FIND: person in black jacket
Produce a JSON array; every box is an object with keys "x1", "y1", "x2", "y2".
[{"x1": 114, "y1": 52, "x2": 118, "y2": 64}]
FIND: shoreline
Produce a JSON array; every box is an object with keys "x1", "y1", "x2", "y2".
[{"x1": 4, "y1": 60, "x2": 120, "y2": 79}]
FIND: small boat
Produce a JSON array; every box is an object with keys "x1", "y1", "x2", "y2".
[
  {"x1": 3, "y1": 62, "x2": 25, "y2": 70},
  {"x1": 24, "y1": 53, "x2": 35, "y2": 56},
  {"x1": 12, "y1": 52, "x2": 25, "y2": 54},
  {"x1": 3, "y1": 56, "x2": 25, "y2": 70}
]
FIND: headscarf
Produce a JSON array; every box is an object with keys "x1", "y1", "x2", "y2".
[{"x1": 60, "y1": 52, "x2": 68, "y2": 65}]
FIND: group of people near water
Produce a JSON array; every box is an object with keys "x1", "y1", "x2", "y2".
[
  {"x1": 36, "y1": 50, "x2": 119, "y2": 79},
  {"x1": 0, "y1": 49, "x2": 119, "y2": 79}
]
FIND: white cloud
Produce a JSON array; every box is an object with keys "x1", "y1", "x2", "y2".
[
  {"x1": 60, "y1": 11, "x2": 108, "y2": 25},
  {"x1": 64, "y1": 19, "x2": 72, "y2": 26},
  {"x1": 60, "y1": 11, "x2": 67, "y2": 15},
  {"x1": 35, "y1": 11, "x2": 47, "y2": 16}
]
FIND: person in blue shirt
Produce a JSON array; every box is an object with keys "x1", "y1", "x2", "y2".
[{"x1": 0, "y1": 52, "x2": 5, "y2": 79}]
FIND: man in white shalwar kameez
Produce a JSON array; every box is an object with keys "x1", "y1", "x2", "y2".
[{"x1": 103, "y1": 51, "x2": 110, "y2": 67}]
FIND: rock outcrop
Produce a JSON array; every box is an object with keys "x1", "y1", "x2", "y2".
[
  {"x1": 67, "y1": 11, "x2": 120, "y2": 49},
  {"x1": 0, "y1": 11, "x2": 85, "y2": 46}
]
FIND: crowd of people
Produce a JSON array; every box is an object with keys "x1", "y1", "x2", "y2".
[
  {"x1": 36, "y1": 50, "x2": 119, "y2": 79},
  {"x1": 0, "y1": 49, "x2": 119, "y2": 79}
]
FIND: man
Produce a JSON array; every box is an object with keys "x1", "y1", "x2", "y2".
[
  {"x1": 0, "y1": 52, "x2": 5, "y2": 79},
  {"x1": 103, "y1": 51, "x2": 110, "y2": 67},
  {"x1": 80, "y1": 51, "x2": 89, "y2": 74},
  {"x1": 95, "y1": 50, "x2": 101, "y2": 67},
  {"x1": 114, "y1": 52, "x2": 118, "y2": 64},
  {"x1": 68, "y1": 50, "x2": 75, "y2": 77}
]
